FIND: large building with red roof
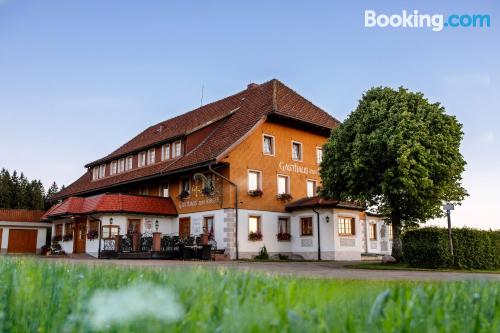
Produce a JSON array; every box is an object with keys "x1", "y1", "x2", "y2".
[{"x1": 44, "y1": 79, "x2": 392, "y2": 259}]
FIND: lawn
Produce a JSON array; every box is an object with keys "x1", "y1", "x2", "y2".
[
  {"x1": 348, "y1": 262, "x2": 500, "y2": 273},
  {"x1": 1, "y1": 258, "x2": 499, "y2": 333}
]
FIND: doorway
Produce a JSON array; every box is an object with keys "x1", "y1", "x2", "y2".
[
  {"x1": 179, "y1": 217, "x2": 191, "y2": 239},
  {"x1": 73, "y1": 221, "x2": 87, "y2": 254}
]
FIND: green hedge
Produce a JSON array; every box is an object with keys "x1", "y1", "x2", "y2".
[{"x1": 402, "y1": 227, "x2": 500, "y2": 270}]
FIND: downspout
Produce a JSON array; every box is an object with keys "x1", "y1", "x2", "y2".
[
  {"x1": 312, "y1": 206, "x2": 321, "y2": 261},
  {"x1": 208, "y1": 164, "x2": 239, "y2": 260}
]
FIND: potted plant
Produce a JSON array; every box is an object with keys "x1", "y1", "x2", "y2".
[
  {"x1": 248, "y1": 189, "x2": 263, "y2": 197},
  {"x1": 87, "y1": 230, "x2": 99, "y2": 240},
  {"x1": 276, "y1": 193, "x2": 292, "y2": 201},
  {"x1": 178, "y1": 190, "x2": 190, "y2": 201},
  {"x1": 248, "y1": 231, "x2": 263, "y2": 241},
  {"x1": 277, "y1": 232, "x2": 291, "y2": 241},
  {"x1": 62, "y1": 234, "x2": 73, "y2": 242}
]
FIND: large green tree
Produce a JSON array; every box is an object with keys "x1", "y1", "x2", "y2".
[{"x1": 320, "y1": 87, "x2": 467, "y2": 260}]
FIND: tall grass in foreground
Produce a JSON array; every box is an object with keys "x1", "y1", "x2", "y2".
[{"x1": 0, "y1": 258, "x2": 499, "y2": 333}]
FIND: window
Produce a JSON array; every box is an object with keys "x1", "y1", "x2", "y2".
[
  {"x1": 98, "y1": 164, "x2": 106, "y2": 178},
  {"x1": 369, "y1": 223, "x2": 377, "y2": 240},
  {"x1": 338, "y1": 217, "x2": 355, "y2": 236},
  {"x1": 162, "y1": 144, "x2": 170, "y2": 160},
  {"x1": 292, "y1": 142, "x2": 302, "y2": 161},
  {"x1": 173, "y1": 141, "x2": 182, "y2": 158},
  {"x1": 147, "y1": 148, "x2": 155, "y2": 165},
  {"x1": 102, "y1": 225, "x2": 120, "y2": 239},
  {"x1": 248, "y1": 170, "x2": 261, "y2": 191},
  {"x1": 138, "y1": 151, "x2": 146, "y2": 167},
  {"x1": 55, "y1": 224, "x2": 63, "y2": 237},
  {"x1": 118, "y1": 158, "x2": 125, "y2": 173},
  {"x1": 248, "y1": 216, "x2": 261, "y2": 233},
  {"x1": 126, "y1": 156, "x2": 133, "y2": 170},
  {"x1": 127, "y1": 219, "x2": 141, "y2": 234},
  {"x1": 138, "y1": 187, "x2": 148, "y2": 196},
  {"x1": 387, "y1": 223, "x2": 393, "y2": 240},
  {"x1": 88, "y1": 220, "x2": 99, "y2": 233},
  {"x1": 300, "y1": 217, "x2": 313, "y2": 236},
  {"x1": 181, "y1": 178, "x2": 190, "y2": 193},
  {"x1": 306, "y1": 180, "x2": 317, "y2": 197},
  {"x1": 277, "y1": 175, "x2": 289, "y2": 194},
  {"x1": 160, "y1": 183, "x2": 169, "y2": 197},
  {"x1": 92, "y1": 166, "x2": 99, "y2": 180},
  {"x1": 203, "y1": 216, "x2": 214, "y2": 236},
  {"x1": 110, "y1": 161, "x2": 117, "y2": 175},
  {"x1": 278, "y1": 217, "x2": 290, "y2": 234},
  {"x1": 316, "y1": 147, "x2": 323, "y2": 164},
  {"x1": 65, "y1": 223, "x2": 74, "y2": 236},
  {"x1": 263, "y1": 134, "x2": 275, "y2": 155}
]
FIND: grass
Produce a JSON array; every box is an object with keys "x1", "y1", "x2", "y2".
[
  {"x1": 348, "y1": 262, "x2": 500, "y2": 273},
  {"x1": 0, "y1": 258, "x2": 499, "y2": 332}
]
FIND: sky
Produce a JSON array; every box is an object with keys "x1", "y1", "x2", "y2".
[{"x1": 0, "y1": 1, "x2": 498, "y2": 229}]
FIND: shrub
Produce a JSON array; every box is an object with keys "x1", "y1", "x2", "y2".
[
  {"x1": 402, "y1": 227, "x2": 500, "y2": 270},
  {"x1": 255, "y1": 246, "x2": 269, "y2": 260}
]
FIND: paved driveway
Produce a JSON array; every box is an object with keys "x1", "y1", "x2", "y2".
[{"x1": 43, "y1": 257, "x2": 500, "y2": 281}]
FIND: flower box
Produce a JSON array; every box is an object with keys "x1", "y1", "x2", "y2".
[
  {"x1": 62, "y1": 234, "x2": 73, "y2": 242},
  {"x1": 178, "y1": 190, "x2": 190, "y2": 201},
  {"x1": 51, "y1": 235, "x2": 62, "y2": 242},
  {"x1": 277, "y1": 232, "x2": 291, "y2": 241},
  {"x1": 248, "y1": 231, "x2": 263, "y2": 241},
  {"x1": 276, "y1": 193, "x2": 292, "y2": 201},
  {"x1": 87, "y1": 230, "x2": 99, "y2": 240},
  {"x1": 248, "y1": 189, "x2": 263, "y2": 197}
]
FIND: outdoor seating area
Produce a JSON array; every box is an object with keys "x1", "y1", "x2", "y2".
[{"x1": 99, "y1": 233, "x2": 219, "y2": 260}]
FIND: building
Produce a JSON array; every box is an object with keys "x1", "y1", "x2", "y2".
[
  {"x1": 0, "y1": 209, "x2": 50, "y2": 254},
  {"x1": 44, "y1": 79, "x2": 392, "y2": 260}
]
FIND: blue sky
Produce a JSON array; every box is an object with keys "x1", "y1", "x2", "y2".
[{"x1": 0, "y1": 1, "x2": 498, "y2": 228}]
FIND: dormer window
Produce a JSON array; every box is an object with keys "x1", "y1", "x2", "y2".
[
  {"x1": 162, "y1": 144, "x2": 170, "y2": 160},
  {"x1": 118, "y1": 158, "x2": 125, "y2": 173},
  {"x1": 138, "y1": 152, "x2": 146, "y2": 167},
  {"x1": 126, "y1": 156, "x2": 133, "y2": 170},
  {"x1": 173, "y1": 141, "x2": 182, "y2": 158},
  {"x1": 92, "y1": 167, "x2": 99, "y2": 180},
  {"x1": 110, "y1": 161, "x2": 117, "y2": 175},
  {"x1": 147, "y1": 148, "x2": 155, "y2": 165},
  {"x1": 98, "y1": 164, "x2": 106, "y2": 178}
]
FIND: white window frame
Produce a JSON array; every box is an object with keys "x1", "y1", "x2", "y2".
[
  {"x1": 125, "y1": 156, "x2": 133, "y2": 171},
  {"x1": 98, "y1": 164, "x2": 106, "y2": 178},
  {"x1": 147, "y1": 148, "x2": 156, "y2": 165},
  {"x1": 161, "y1": 144, "x2": 170, "y2": 161},
  {"x1": 160, "y1": 183, "x2": 169, "y2": 198},
  {"x1": 247, "y1": 169, "x2": 262, "y2": 191},
  {"x1": 277, "y1": 174, "x2": 290, "y2": 195},
  {"x1": 138, "y1": 151, "x2": 146, "y2": 167},
  {"x1": 262, "y1": 134, "x2": 275, "y2": 156},
  {"x1": 110, "y1": 161, "x2": 117, "y2": 175},
  {"x1": 291, "y1": 141, "x2": 303, "y2": 161},
  {"x1": 306, "y1": 179, "x2": 317, "y2": 197},
  {"x1": 173, "y1": 140, "x2": 182, "y2": 158},
  {"x1": 118, "y1": 158, "x2": 125, "y2": 173},
  {"x1": 316, "y1": 147, "x2": 323, "y2": 164},
  {"x1": 92, "y1": 166, "x2": 99, "y2": 180}
]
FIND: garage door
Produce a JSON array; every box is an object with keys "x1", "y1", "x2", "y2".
[{"x1": 8, "y1": 229, "x2": 38, "y2": 254}]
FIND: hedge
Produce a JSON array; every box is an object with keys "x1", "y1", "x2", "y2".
[{"x1": 402, "y1": 227, "x2": 500, "y2": 270}]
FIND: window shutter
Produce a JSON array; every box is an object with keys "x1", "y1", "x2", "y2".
[{"x1": 351, "y1": 218, "x2": 356, "y2": 235}]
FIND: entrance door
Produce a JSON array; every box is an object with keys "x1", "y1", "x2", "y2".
[
  {"x1": 73, "y1": 221, "x2": 87, "y2": 254},
  {"x1": 7, "y1": 229, "x2": 38, "y2": 253},
  {"x1": 179, "y1": 217, "x2": 191, "y2": 239},
  {"x1": 0, "y1": 228, "x2": 3, "y2": 249}
]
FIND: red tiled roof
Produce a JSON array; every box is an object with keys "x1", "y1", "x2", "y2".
[
  {"x1": 285, "y1": 196, "x2": 364, "y2": 211},
  {"x1": 55, "y1": 79, "x2": 339, "y2": 199},
  {"x1": 42, "y1": 193, "x2": 177, "y2": 220},
  {"x1": 0, "y1": 209, "x2": 47, "y2": 222}
]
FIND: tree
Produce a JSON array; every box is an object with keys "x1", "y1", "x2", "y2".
[
  {"x1": 46, "y1": 182, "x2": 59, "y2": 201},
  {"x1": 320, "y1": 87, "x2": 467, "y2": 260},
  {"x1": 0, "y1": 168, "x2": 49, "y2": 210}
]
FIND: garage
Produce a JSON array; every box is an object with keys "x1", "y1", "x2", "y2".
[{"x1": 7, "y1": 229, "x2": 38, "y2": 253}]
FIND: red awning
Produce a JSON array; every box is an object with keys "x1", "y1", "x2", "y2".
[{"x1": 42, "y1": 193, "x2": 178, "y2": 220}]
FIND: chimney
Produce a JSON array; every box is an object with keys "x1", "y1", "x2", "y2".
[{"x1": 247, "y1": 83, "x2": 259, "y2": 90}]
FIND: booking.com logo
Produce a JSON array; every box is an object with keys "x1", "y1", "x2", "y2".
[{"x1": 365, "y1": 10, "x2": 491, "y2": 32}]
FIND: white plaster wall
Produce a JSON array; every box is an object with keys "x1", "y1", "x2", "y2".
[
  {"x1": 332, "y1": 210, "x2": 363, "y2": 260},
  {"x1": 178, "y1": 209, "x2": 226, "y2": 248}
]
